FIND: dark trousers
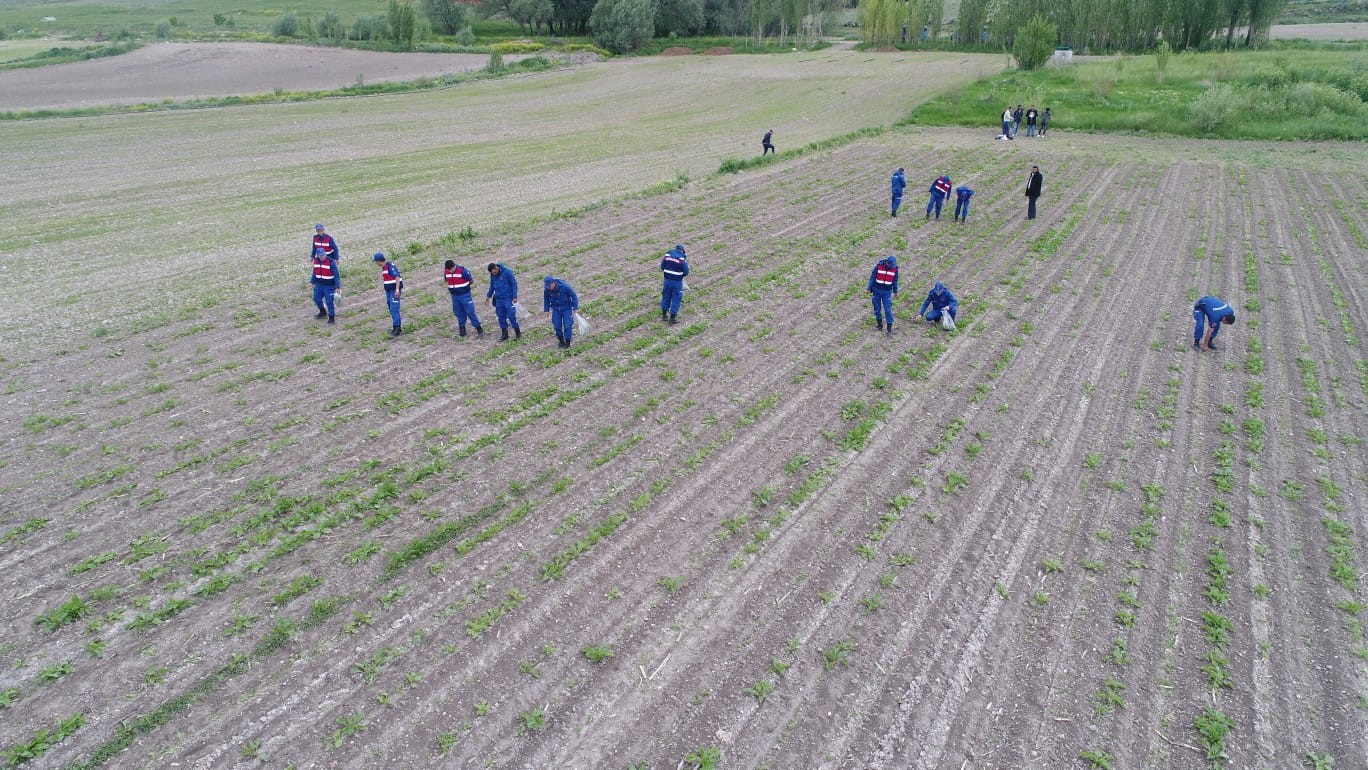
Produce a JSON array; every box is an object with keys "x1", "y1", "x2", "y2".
[{"x1": 1027, "y1": 195, "x2": 1039, "y2": 219}]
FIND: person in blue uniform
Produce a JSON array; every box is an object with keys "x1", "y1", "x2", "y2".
[
  {"x1": 762, "y1": 129, "x2": 775, "y2": 155},
  {"x1": 867, "y1": 255, "x2": 899, "y2": 336},
  {"x1": 1193, "y1": 296, "x2": 1235, "y2": 351},
  {"x1": 543, "y1": 276, "x2": 580, "y2": 349},
  {"x1": 927, "y1": 174, "x2": 952, "y2": 220},
  {"x1": 917, "y1": 281, "x2": 958, "y2": 326},
  {"x1": 310, "y1": 247, "x2": 339, "y2": 324},
  {"x1": 311, "y1": 224, "x2": 339, "y2": 261},
  {"x1": 890, "y1": 168, "x2": 906, "y2": 217},
  {"x1": 660, "y1": 245, "x2": 689, "y2": 324},
  {"x1": 444, "y1": 260, "x2": 484, "y2": 338},
  {"x1": 953, "y1": 185, "x2": 974, "y2": 223},
  {"x1": 486, "y1": 262, "x2": 522, "y2": 341},
  {"x1": 374, "y1": 252, "x2": 403, "y2": 336}
]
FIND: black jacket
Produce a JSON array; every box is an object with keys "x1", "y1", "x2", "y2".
[{"x1": 1026, "y1": 171, "x2": 1043, "y2": 198}]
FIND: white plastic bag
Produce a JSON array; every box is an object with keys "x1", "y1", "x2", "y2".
[
  {"x1": 941, "y1": 312, "x2": 957, "y2": 332},
  {"x1": 514, "y1": 301, "x2": 532, "y2": 322},
  {"x1": 681, "y1": 279, "x2": 689, "y2": 291},
  {"x1": 574, "y1": 312, "x2": 591, "y2": 337}
]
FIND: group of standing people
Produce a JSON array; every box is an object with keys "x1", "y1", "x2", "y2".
[
  {"x1": 999, "y1": 105, "x2": 1050, "y2": 140},
  {"x1": 307, "y1": 226, "x2": 692, "y2": 349},
  {"x1": 891, "y1": 165, "x2": 1042, "y2": 222}
]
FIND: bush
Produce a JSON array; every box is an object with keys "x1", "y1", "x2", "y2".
[
  {"x1": 590, "y1": 0, "x2": 654, "y2": 54},
  {"x1": 352, "y1": 14, "x2": 390, "y2": 40},
  {"x1": 490, "y1": 41, "x2": 545, "y2": 54},
  {"x1": 1013, "y1": 14, "x2": 1055, "y2": 71},
  {"x1": 155, "y1": 20, "x2": 172, "y2": 39},
  {"x1": 487, "y1": 50, "x2": 504, "y2": 70},
  {"x1": 454, "y1": 25, "x2": 476, "y2": 45},
  {"x1": 1189, "y1": 84, "x2": 1242, "y2": 132},
  {"x1": 318, "y1": 11, "x2": 347, "y2": 40},
  {"x1": 271, "y1": 12, "x2": 300, "y2": 37}
]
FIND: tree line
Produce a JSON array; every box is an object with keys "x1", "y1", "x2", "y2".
[{"x1": 862, "y1": 0, "x2": 1290, "y2": 53}]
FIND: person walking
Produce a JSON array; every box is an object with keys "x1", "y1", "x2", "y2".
[
  {"x1": 486, "y1": 262, "x2": 522, "y2": 341},
  {"x1": 1001, "y1": 106, "x2": 1014, "y2": 140},
  {"x1": 953, "y1": 185, "x2": 974, "y2": 223},
  {"x1": 917, "y1": 281, "x2": 958, "y2": 327},
  {"x1": 890, "y1": 167, "x2": 907, "y2": 217},
  {"x1": 1025, "y1": 105, "x2": 1038, "y2": 137},
  {"x1": 311, "y1": 224, "x2": 339, "y2": 262},
  {"x1": 1040, "y1": 107, "x2": 1051, "y2": 137},
  {"x1": 543, "y1": 276, "x2": 580, "y2": 349},
  {"x1": 1193, "y1": 296, "x2": 1236, "y2": 351},
  {"x1": 1012, "y1": 105, "x2": 1024, "y2": 138},
  {"x1": 443, "y1": 260, "x2": 484, "y2": 338},
  {"x1": 867, "y1": 255, "x2": 899, "y2": 335},
  {"x1": 1025, "y1": 165, "x2": 1044, "y2": 220},
  {"x1": 310, "y1": 247, "x2": 340, "y2": 324},
  {"x1": 927, "y1": 174, "x2": 952, "y2": 220},
  {"x1": 762, "y1": 129, "x2": 775, "y2": 156},
  {"x1": 373, "y1": 252, "x2": 403, "y2": 336},
  {"x1": 660, "y1": 244, "x2": 689, "y2": 324}
]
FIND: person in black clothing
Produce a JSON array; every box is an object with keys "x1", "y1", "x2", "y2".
[
  {"x1": 1025, "y1": 165, "x2": 1043, "y2": 220},
  {"x1": 1012, "y1": 105, "x2": 1023, "y2": 137},
  {"x1": 762, "y1": 129, "x2": 775, "y2": 155}
]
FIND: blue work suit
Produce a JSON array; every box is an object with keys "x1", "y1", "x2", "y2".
[
  {"x1": 310, "y1": 253, "x2": 339, "y2": 318},
  {"x1": 661, "y1": 247, "x2": 689, "y2": 318},
  {"x1": 1193, "y1": 296, "x2": 1235, "y2": 348},
  {"x1": 379, "y1": 261, "x2": 402, "y2": 329},
  {"x1": 486, "y1": 263, "x2": 521, "y2": 333},
  {"x1": 890, "y1": 170, "x2": 906, "y2": 216},
  {"x1": 927, "y1": 176, "x2": 951, "y2": 219},
  {"x1": 543, "y1": 277, "x2": 580, "y2": 344},
  {"x1": 867, "y1": 257, "x2": 899, "y2": 329},
  {"x1": 919, "y1": 281, "x2": 958, "y2": 322},
  {"x1": 444, "y1": 264, "x2": 482, "y2": 333},
  {"x1": 953, "y1": 187, "x2": 974, "y2": 222}
]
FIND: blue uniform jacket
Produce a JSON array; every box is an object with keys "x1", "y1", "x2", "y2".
[
  {"x1": 867, "y1": 258, "x2": 899, "y2": 295},
  {"x1": 487, "y1": 264, "x2": 518, "y2": 301},
  {"x1": 955, "y1": 186, "x2": 974, "y2": 200},
  {"x1": 661, "y1": 248, "x2": 689, "y2": 283},
  {"x1": 891, "y1": 171, "x2": 906, "y2": 195},
  {"x1": 919, "y1": 282, "x2": 957, "y2": 315},
  {"x1": 543, "y1": 278, "x2": 579, "y2": 312},
  {"x1": 1195, "y1": 296, "x2": 1234, "y2": 324}
]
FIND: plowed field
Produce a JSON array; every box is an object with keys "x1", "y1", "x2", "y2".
[{"x1": 1, "y1": 54, "x2": 1366, "y2": 770}]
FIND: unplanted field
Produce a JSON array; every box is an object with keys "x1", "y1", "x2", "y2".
[{"x1": 2, "y1": 127, "x2": 1365, "y2": 769}]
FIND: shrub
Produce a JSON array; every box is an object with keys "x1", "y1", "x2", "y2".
[
  {"x1": 155, "y1": 20, "x2": 172, "y2": 39},
  {"x1": 487, "y1": 50, "x2": 504, "y2": 70},
  {"x1": 352, "y1": 14, "x2": 390, "y2": 40},
  {"x1": 389, "y1": 0, "x2": 417, "y2": 47},
  {"x1": 490, "y1": 41, "x2": 545, "y2": 54},
  {"x1": 1189, "y1": 84, "x2": 1242, "y2": 132},
  {"x1": 271, "y1": 12, "x2": 300, "y2": 37},
  {"x1": 590, "y1": 0, "x2": 655, "y2": 54},
  {"x1": 1013, "y1": 14, "x2": 1055, "y2": 71},
  {"x1": 318, "y1": 12, "x2": 347, "y2": 39},
  {"x1": 454, "y1": 25, "x2": 476, "y2": 45}
]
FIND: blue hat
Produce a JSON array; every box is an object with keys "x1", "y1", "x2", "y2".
[
  {"x1": 314, "y1": 248, "x2": 325, "y2": 256},
  {"x1": 372, "y1": 252, "x2": 385, "y2": 261},
  {"x1": 885, "y1": 255, "x2": 897, "y2": 267},
  {"x1": 675, "y1": 244, "x2": 685, "y2": 252},
  {"x1": 315, "y1": 224, "x2": 324, "y2": 230},
  {"x1": 544, "y1": 275, "x2": 555, "y2": 288}
]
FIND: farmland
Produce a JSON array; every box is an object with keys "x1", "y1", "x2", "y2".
[{"x1": 2, "y1": 47, "x2": 1367, "y2": 769}]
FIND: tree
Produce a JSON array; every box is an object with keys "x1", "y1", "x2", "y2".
[
  {"x1": 1012, "y1": 13, "x2": 1056, "y2": 71},
  {"x1": 656, "y1": 0, "x2": 704, "y2": 37},
  {"x1": 590, "y1": 0, "x2": 656, "y2": 53},
  {"x1": 554, "y1": 0, "x2": 597, "y2": 35},
  {"x1": 389, "y1": 0, "x2": 417, "y2": 47},
  {"x1": 856, "y1": 0, "x2": 901, "y2": 45},
  {"x1": 318, "y1": 11, "x2": 347, "y2": 39},
  {"x1": 423, "y1": 0, "x2": 468, "y2": 34},
  {"x1": 956, "y1": 0, "x2": 988, "y2": 46},
  {"x1": 509, "y1": 0, "x2": 555, "y2": 33}
]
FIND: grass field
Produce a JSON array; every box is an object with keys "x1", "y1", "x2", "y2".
[
  {"x1": 0, "y1": 39, "x2": 99, "y2": 62},
  {"x1": 1, "y1": 45, "x2": 1365, "y2": 770}
]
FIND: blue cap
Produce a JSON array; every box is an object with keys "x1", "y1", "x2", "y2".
[
  {"x1": 315, "y1": 224, "x2": 324, "y2": 230},
  {"x1": 544, "y1": 276, "x2": 555, "y2": 288},
  {"x1": 372, "y1": 252, "x2": 385, "y2": 261},
  {"x1": 885, "y1": 255, "x2": 897, "y2": 267}
]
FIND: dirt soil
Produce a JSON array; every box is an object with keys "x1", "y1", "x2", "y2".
[
  {"x1": 0, "y1": 42, "x2": 532, "y2": 111},
  {"x1": 660, "y1": 46, "x2": 694, "y2": 56},
  {"x1": 1269, "y1": 22, "x2": 1368, "y2": 40},
  {"x1": 2, "y1": 127, "x2": 1365, "y2": 769}
]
